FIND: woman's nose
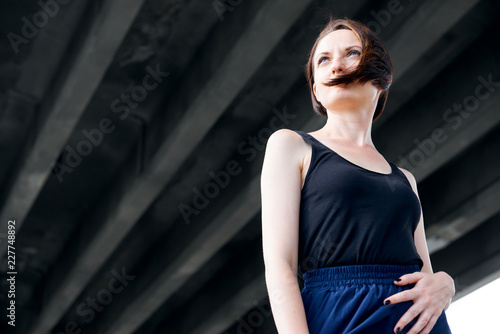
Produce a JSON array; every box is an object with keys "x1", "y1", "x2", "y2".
[{"x1": 331, "y1": 59, "x2": 346, "y2": 75}]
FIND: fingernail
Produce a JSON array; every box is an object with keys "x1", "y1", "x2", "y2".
[
  {"x1": 395, "y1": 327, "x2": 401, "y2": 334},
  {"x1": 384, "y1": 300, "x2": 391, "y2": 305},
  {"x1": 395, "y1": 278, "x2": 401, "y2": 282}
]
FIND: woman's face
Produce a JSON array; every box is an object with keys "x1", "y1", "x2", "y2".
[{"x1": 312, "y1": 29, "x2": 380, "y2": 114}]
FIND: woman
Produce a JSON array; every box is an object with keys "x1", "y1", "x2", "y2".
[{"x1": 260, "y1": 17, "x2": 455, "y2": 334}]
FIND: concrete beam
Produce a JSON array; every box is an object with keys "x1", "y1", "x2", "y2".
[
  {"x1": 412, "y1": 93, "x2": 500, "y2": 182},
  {"x1": 386, "y1": 0, "x2": 480, "y2": 83},
  {"x1": 26, "y1": 0, "x2": 312, "y2": 332},
  {"x1": 151, "y1": 237, "x2": 268, "y2": 333},
  {"x1": 190, "y1": 274, "x2": 267, "y2": 334},
  {"x1": 105, "y1": 175, "x2": 259, "y2": 332},
  {"x1": 431, "y1": 212, "x2": 500, "y2": 297},
  {"x1": 15, "y1": 1, "x2": 91, "y2": 100},
  {"x1": 0, "y1": 0, "x2": 92, "y2": 243},
  {"x1": 379, "y1": 14, "x2": 500, "y2": 182},
  {"x1": 374, "y1": 0, "x2": 483, "y2": 128},
  {"x1": 18, "y1": 1, "x2": 148, "y2": 333},
  {"x1": 453, "y1": 265, "x2": 500, "y2": 302},
  {"x1": 427, "y1": 175, "x2": 500, "y2": 254},
  {"x1": 0, "y1": 0, "x2": 88, "y2": 197},
  {"x1": 0, "y1": 0, "x2": 146, "y2": 261}
]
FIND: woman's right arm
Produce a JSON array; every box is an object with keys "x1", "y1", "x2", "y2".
[{"x1": 261, "y1": 128, "x2": 310, "y2": 334}]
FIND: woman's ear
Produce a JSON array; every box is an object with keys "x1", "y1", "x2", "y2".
[{"x1": 313, "y1": 82, "x2": 319, "y2": 101}]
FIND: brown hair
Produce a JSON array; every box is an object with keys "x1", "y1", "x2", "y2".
[{"x1": 305, "y1": 16, "x2": 393, "y2": 122}]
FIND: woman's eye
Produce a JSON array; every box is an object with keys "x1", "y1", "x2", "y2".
[
  {"x1": 317, "y1": 51, "x2": 359, "y2": 65},
  {"x1": 318, "y1": 57, "x2": 329, "y2": 65}
]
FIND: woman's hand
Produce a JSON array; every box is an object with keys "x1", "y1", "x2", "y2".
[{"x1": 383, "y1": 271, "x2": 455, "y2": 334}]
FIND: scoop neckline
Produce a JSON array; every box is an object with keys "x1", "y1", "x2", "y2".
[{"x1": 302, "y1": 131, "x2": 395, "y2": 176}]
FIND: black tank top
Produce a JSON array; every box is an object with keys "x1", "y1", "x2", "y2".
[{"x1": 294, "y1": 130, "x2": 424, "y2": 278}]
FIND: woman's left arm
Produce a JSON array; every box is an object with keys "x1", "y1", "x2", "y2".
[{"x1": 384, "y1": 168, "x2": 455, "y2": 334}]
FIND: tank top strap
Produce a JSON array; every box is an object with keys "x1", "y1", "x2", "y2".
[
  {"x1": 293, "y1": 129, "x2": 311, "y2": 142},
  {"x1": 293, "y1": 130, "x2": 330, "y2": 152},
  {"x1": 294, "y1": 129, "x2": 400, "y2": 178},
  {"x1": 293, "y1": 130, "x2": 323, "y2": 149}
]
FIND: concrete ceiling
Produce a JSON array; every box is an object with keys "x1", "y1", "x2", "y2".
[{"x1": 0, "y1": 0, "x2": 499, "y2": 333}]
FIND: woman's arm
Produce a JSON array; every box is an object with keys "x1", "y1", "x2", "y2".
[
  {"x1": 384, "y1": 168, "x2": 455, "y2": 334},
  {"x1": 261, "y1": 129, "x2": 310, "y2": 334}
]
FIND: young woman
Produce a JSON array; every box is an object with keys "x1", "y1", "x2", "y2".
[{"x1": 260, "y1": 17, "x2": 455, "y2": 334}]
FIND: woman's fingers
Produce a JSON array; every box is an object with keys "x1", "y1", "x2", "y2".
[
  {"x1": 385, "y1": 271, "x2": 453, "y2": 333},
  {"x1": 403, "y1": 310, "x2": 435, "y2": 334},
  {"x1": 416, "y1": 314, "x2": 439, "y2": 334},
  {"x1": 383, "y1": 288, "x2": 417, "y2": 305},
  {"x1": 394, "y1": 271, "x2": 425, "y2": 286},
  {"x1": 392, "y1": 304, "x2": 424, "y2": 333}
]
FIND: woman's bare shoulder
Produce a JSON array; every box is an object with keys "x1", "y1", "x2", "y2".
[
  {"x1": 268, "y1": 128, "x2": 302, "y2": 142},
  {"x1": 263, "y1": 129, "x2": 308, "y2": 175},
  {"x1": 267, "y1": 128, "x2": 306, "y2": 153}
]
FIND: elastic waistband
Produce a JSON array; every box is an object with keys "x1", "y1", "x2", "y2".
[{"x1": 303, "y1": 264, "x2": 420, "y2": 289}]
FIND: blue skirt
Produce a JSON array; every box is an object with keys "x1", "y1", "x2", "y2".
[{"x1": 300, "y1": 264, "x2": 452, "y2": 334}]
